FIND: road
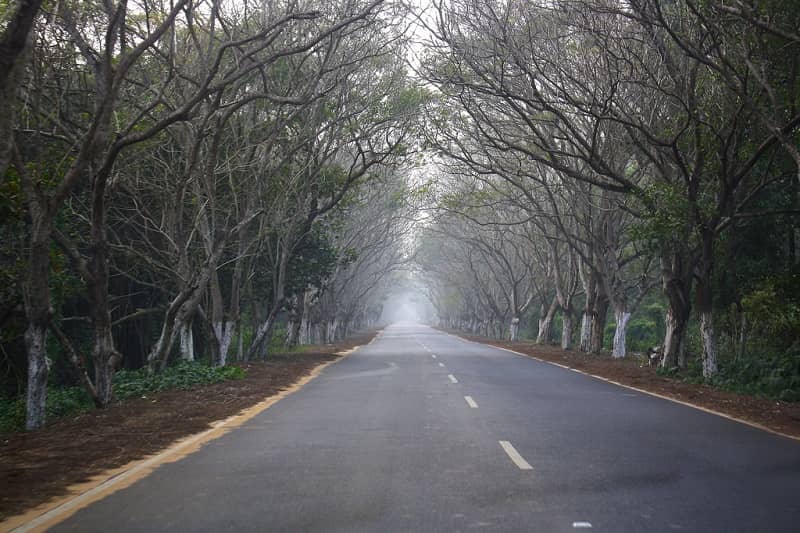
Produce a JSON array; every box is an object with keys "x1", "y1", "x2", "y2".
[{"x1": 51, "y1": 323, "x2": 800, "y2": 532}]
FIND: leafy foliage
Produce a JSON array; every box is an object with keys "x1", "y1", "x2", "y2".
[
  {"x1": 741, "y1": 273, "x2": 800, "y2": 345},
  {"x1": 113, "y1": 362, "x2": 246, "y2": 400},
  {"x1": 682, "y1": 349, "x2": 800, "y2": 402}
]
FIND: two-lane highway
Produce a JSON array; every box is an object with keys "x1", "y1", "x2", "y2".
[{"x1": 49, "y1": 323, "x2": 800, "y2": 532}]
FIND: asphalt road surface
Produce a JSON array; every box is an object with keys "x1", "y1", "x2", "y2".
[{"x1": 51, "y1": 323, "x2": 800, "y2": 532}]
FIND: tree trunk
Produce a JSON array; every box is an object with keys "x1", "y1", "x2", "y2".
[
  {"x1": 700, "y1": 309, "x2": 718, "y2": 377},
  {"x1": 299, "y1": 316, "x2": 310, "y2": 345},
  {"x1": 210, "y1": 268, "x2": 236, "y2": 366},
  {"x1": 246, "y1": 304, "x2": 281, "y2": 360},
  {"x1": 147, "y1": 291, "x2": 192, "y2": 371},
  {"x1": 662, "y1": 304, "x2": 689, "y2": 368},
  {"x1": 147, "y1": 247, "x2": 222, "y2": 370},
  {"x1": 214, "y1": 320, "x2": 235, "y2": 366},
  {"x1": 326, "y1": 318, "x2": 339, "y2": 343},
  {"x1": 24, "y1": 323, "x2": 49, "y2": 430},
  {"x1": 611, "y1": 308, "x2": 631, "y2": 359},
  {"x1": 660, "y1": 250, "x2": 693, "y2": 369},
  {"x1": 23, "y1": 219, "x2": 53, "y2": 429},
  {"x1": 579, "y1": 266, "x2": 598, "y2": 352},
  {"x1": 284, "y1": 294, "x2": 304, "y2": 349},
  {"x1": 93, "y1": 350, "x2": 116, "y2": 407},
  {"x1": 579, "y1": 312, "x2": 592, "y2": 352},
  {"x1": 179, "y1": 322, "x2": 194, "y2": 361},
  {"x1": 90, "y1": 294, "x2": 121, "y2": 406},
  {"x1": 509, "y1": 316, "x2": 520, "y2": 341},
  {"x1": 536, "y1": 296, "x2": 557, "y2": 344},
  {"x1": 590, "y1": 293, "x2": 609, "y2": 353},
  {"x1": 236, "y1": 320, "x2": 244, "y2": 362},
  {"x1": 696, "y1": 231, "x2": 719, "y2": 378},
  {"x1": 0, "y1": 0, "x2": 43, "y2": 177},
  {"x1": 560, "y1": 311, "x2": 573, "y2": 350}
]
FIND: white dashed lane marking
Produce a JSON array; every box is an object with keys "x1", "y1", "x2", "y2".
[
  {"x1": 573, "y1": 522, "x2": 592, "y2": 529},
  {"x1": 499, "y1": 441, "x2": 532, "y2": 470},
  {"x1": 448, "y1": 374, "x2": 458, "y2": 384},
  {"x1": 438, "y1": 362, "x2": 445, "y2": 367},
  {"x1": 464, "y1": 396, "x2": 478, "y2": 408}
]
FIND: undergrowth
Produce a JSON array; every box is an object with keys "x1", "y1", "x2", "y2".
[
  {"x1": 657, "y1": 348, "x2": 800, "y2": 402},
  {"x1": 0, "y1": 362, "x2": 246, "y2": 433},
  {"x1": 0, "y1": 387, "x2": 93, "y2": 435},
  {"x1": 114, "y1": 361, "x2": 246, "y2": 400}
]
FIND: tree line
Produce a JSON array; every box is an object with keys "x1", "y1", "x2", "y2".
[
  {"x1": 1, "y1": 0, "x2": 422, "y2": 429},
  {"x1": 417, "y1": 0, "x2": 799, "y2": 381}
]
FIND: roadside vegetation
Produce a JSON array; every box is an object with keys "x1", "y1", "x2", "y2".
[
  {"x1": 1, "y1": 0, "x2": 799, "y2": 434},
  {"x1": 1, "y1": 362, "x2": 246, "y2": 433},
  {"x1": 1, "y1": 0, "x2": 421, "y2": 431},
  {"x1": 416, "y1": 0, "x2": 800, "y2": 402}
]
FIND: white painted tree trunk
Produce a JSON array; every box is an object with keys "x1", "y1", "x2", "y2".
[
  {"x1": 612, "y1": 310, "x2": 631, "y2": 359},
  {"x1": 24, "y1": 324, "x2": 49, "y2": 430},
  {"x1": 579, "y1": 312, "x2": 593, "y2": 352},
  {"x1": 537, "y1": 314, "x2": 552, "y2": 344},
  {"x1": 561, "y1": 313, "x2": 573, "y2": 350},
  {"x1": 299, "y1": 316, "x2": 310, "y2": 345},
  {"x1": 662, "y1": 306, "x2": 686, "y2": 368},
  {"x1": 700, "y1": 310, "x2": 719, "y2": 377},
  {"x1": 326, "y1": 319, "x2": 339, "y2": 343},
  {"x1": 179, "y1": 323, "x2": 194, "y2": 361},
  {"x1": 214, "y1": 321, "x2": 235, "y2": 366},
  {"x1": 246, "y1": 309, "x2": 280, "y2": 360},
  {"x1": 509, "y1": 317, "x2": 520, "y2": 341}
]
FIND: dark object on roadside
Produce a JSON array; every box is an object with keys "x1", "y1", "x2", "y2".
[{"x1": 647, "y1": 346, "x2": 662, "y2": 367}]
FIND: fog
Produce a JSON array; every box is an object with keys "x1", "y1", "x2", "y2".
[{"x1": 379, "y1": 290, "x2": 436, "y2": 325}]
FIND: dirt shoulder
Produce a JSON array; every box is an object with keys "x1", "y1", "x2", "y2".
[
  {"x1": 454, "y1": 332, "x2": 800, "y2": 440},
  {"x1": 0, "y1": 333, "x2": 375, "y2": 522}
]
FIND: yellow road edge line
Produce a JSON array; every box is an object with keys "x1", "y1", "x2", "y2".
[
  {"x1": 443, "y1": 330, "x2": 800, "y2": 444},
  {"x1": 3, "y1": 345, "x2": 365, "y2": 533}
]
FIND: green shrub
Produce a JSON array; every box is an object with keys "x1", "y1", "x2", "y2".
[
  {"x1": 114, "y1": 361, "x2": 246, "y2": 400},
  {"x1": 682, "y1": 348, "x2": 800, "y2": 401},
  {"x1": 0, "y1": 387, "x2": 93, "y2": 433}
]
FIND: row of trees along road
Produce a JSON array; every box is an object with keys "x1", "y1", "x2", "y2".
[
  {"x1": 0, "y1": 0, "x2": 425, "y2": 429},
  {"x1": 417, "y1": 0, "x2": 800, "y2": 378}
]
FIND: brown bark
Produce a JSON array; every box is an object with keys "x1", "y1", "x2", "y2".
[
  {"x1": 590, "y1": 288, "x2": 609, "y2": 353},
  {"x1": 17, "y1": 151, "x2": 53, "y2": 429},
  {"x1": 0, "y1": 0, "x2": 42, "y2": 176},
  {"x1": 695, "y1": 230, "x2": 718, "y2": 377},
  {"x1": 284, "y1": 293, "x2": 305, "y2": 349},
  {"x1": 87, "y1": 160, "x2": 122, "y2": 406},
  {"x1": 660, "y1": 249, "x2": 693, "y2": 369},
  {"x1": 23, "y1": 322, "x2": 48, "y2": 430}
]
